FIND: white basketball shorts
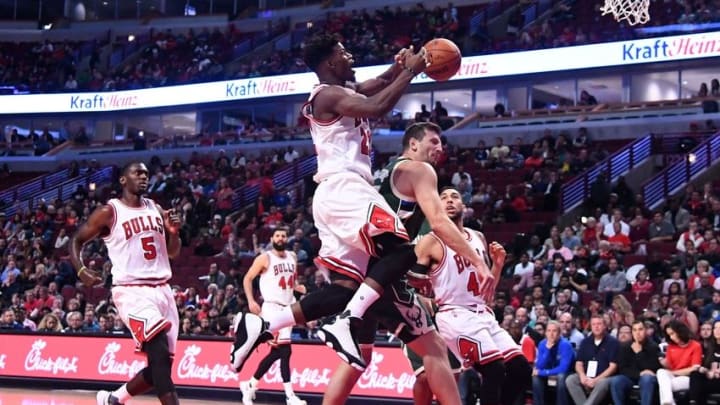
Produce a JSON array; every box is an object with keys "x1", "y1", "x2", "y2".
[
  {"x1": 312, "y1": 172, "x2": 408, "y2": 283},
  {"x1": 112, "y1": 283, "x2": 179, "y2": 354},
  {"x1": 435, "y1": 306, "x2": 522, "y2": 367}
]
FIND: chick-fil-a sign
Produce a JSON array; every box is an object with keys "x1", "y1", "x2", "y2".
[{"x1": 0, "y1": 334, "x2": 415, "y2": 398}]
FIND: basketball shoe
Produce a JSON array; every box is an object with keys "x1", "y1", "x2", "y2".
[
  {"x1": 286, "y1": 395, "x2": 307, "y2": 405},
  {"x1": 239, "y1": 379, "x2": 257, "y2": 405},
  {"x1": 317, "y1": 310, "x2": 366, "y2": 371},
  {"x1": 96, "y1": 390, "x2": 123, "y2": 405},
  {"x1": 231, "y1": 313, "x2": 272, "y2": 372}
]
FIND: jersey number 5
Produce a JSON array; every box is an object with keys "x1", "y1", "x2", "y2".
[
  {"x1": 278, "y1": 275, "x2": 295, "y2": 290},
  {"x1": 141, "y1": 236, "x2": 157, "y2": 260}
]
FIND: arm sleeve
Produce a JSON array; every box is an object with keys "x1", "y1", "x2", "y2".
[{"x1": 540, "y1": 341, "x2": 575, "y2": 377}]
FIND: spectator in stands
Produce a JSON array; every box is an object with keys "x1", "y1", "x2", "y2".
[
  {"x1": 700, "y1": 290, "x2": 720, "y2": 323},
  {"x1": 194, "y1": 234, "x2": 217, "y2": 256},
  {"x1": 603, "y1": 209, "x2": 630, "y2": 237},
  {"x1": 558, "y1": 312, "x2": 584, "y2": 348},
  {"x1": 490, "y1": 137, "x2": 510, "y2": 167},
  {"x1": 493, "y1": 103, "x2": 507, "y2": 118},
  {"x1": 607, "y1": 222, "x2": 632, "y2": 255},
  {"x1": 36, "y1": 313, "x2": 62, "y2": 332},
  {"x1": 63, "y1": 311, "x2": 84, "y2": 333},
  {"x1": 566, "y1": 315, "x2": 618, "y2": 405},
  {"x1": 451, "y1": 165, "x2": 472, "y2": 190},
  {"x1": 532, "y1": 320, "x2": 574, "y2": 405},
  {"x1": 415, "y1": 104, "x2": 431, "y2": 122},
  {"x1": 632, "y1": 268, "x2": 654, "y2": 296},
  {"x1": 610, "y1": 319, "x2": 661, "y2": 405},
  {"x1": 671, "y1": 295, "x2": 700, "y2": 334},
  {"x1": 0, "y1": 307, "x2": 23, "y2": 330},
  {"x1": 677, "y1": 220, "x2": 704, "y2": 253},
  {"x1": 658, "y1": 320, "x2": 703, "y2": 405},
  {"x1": 579, "y1": 90, "x2": 598, "y2": 106},
  {"x1": 666, "y1": 198, "x2": 691, "y2": 233},
  {"x1": 699, "y1": 83, "x2": 710, "y2": 97},
  {"x1": 689, "y1": 320, "x2": 720, "y2": 404},
  {"x1": 648, "y1": 210, "x2": 676, "y2": 243},
  {"x1": 663, "y1": 266, "x2": 686, "y2": 294},
  {"x1": 598, "y1": 258, "x2": 627, "y2": 294},
  {"x1": 203, "y1": 263, "x2": 226, "y2": 288},
  {"x1": 548, "y1": 236, "x2": 574, "y2": 262}
]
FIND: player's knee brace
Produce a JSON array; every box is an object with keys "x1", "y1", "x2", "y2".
[
  {"x1": 475, "y1": 359, "x2": 506, "y2": 405},
  {"x1": 146, "y1": 331, "x2": 175, "y2": 396},
  {"x1": 299, "y1": 283, "x2": 354, "y2": 321},
  {"x1": 276, "y1": 343, "x2": 292, "y2": 359},
  {"x1": 366, "y1": 243, "x2": 417, "y2": 287}
]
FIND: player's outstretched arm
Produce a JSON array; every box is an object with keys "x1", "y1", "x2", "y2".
[
  {"x1": 316, "y1": 48, "x2": 428, "y2": 119},
  {"x1": 243, "y1": 253, "x2": 268, "y2": 315},
  {"x1": 409, "y1": 233, "x2": 442, "y2": 292},
  {"x1": 355, "y1": 47, "x2": 412, "y2": 96},
  {"x1": 70, "y1": 205, "x2": 113, "y2": 287}
]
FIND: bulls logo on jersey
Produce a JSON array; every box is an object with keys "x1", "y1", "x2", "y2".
[{"x1": 121, "y1": 215, "x2": 165, "y2": 241}]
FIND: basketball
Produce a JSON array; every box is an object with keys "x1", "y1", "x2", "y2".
[{"x1": 423, "y1": 38, "x2": 462, "y2": 82}]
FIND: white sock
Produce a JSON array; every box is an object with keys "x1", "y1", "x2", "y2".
[
  {"x1": 264, "y1": 306, "x2": 296, "y2": 333},
  {"x1": 283, "y1": 382, "x2": 295, "y2": 398},
  {"x1": 345, "y1": 283, "x2": 381, "y2": 318},
  {"x1": 249, "y1": 377, "x2": 259, "y2": 386},
  {"x1": 112, "y1": 384, "x2": 131, "y2": 402}
]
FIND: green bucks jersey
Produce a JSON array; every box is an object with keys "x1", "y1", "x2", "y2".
[{"x1": 378, "y1": 157, "x2": 427, "y2": 241}]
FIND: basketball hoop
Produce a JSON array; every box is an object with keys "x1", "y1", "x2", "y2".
[{"x1": 600, "y1": 0, "x2": 650, "y2": 26}]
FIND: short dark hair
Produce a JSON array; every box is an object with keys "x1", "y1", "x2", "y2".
[
  {"x1": 121, "y1": 162, "x2": 141, "y2": 176},
  {"x1": 273, "y1": 227, "x2": 289, "y2": 237},
  {"x1": 439, "y1": 185, "x2": 460, "y2": 195},
  {"x1": 303, "y1": 33, "x2": 339, "y2": 71},
  {"x1": 402, "y1": 122, "x2": 441, "y2": 150}
]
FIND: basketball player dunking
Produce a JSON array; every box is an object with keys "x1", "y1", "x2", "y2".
[
  {"x1": 231, "y1": 34, "x2": 462, "y2": 405},
  {"x1": 70, "y1": 162, "x2": 182, "y2": 405},
  {"x1": 415, "y1": 187, "x2": 532, "y2": 405},
  {"x1": 239, "y1": 228, "x2": 307, "y2": 405}
]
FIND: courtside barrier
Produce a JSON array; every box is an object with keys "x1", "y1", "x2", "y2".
[{"x1": 0, "y1": 333, "x2": 414, "y2": 399}]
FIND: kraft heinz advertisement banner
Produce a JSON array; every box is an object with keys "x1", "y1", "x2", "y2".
[
  {"x1": 0, "y1": 31, "x2": 718, "y2": 115},
  {"x1": 0, "y1": 334, "x2": 414, "y2": 398}
]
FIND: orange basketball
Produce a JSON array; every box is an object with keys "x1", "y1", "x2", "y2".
[{"x1": 423, "y1": 38, "x2": 462, "y2": 82}]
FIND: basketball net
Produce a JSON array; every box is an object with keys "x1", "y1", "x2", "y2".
[{"x1": 600, "y1": 0, "x2": 650, "y2": 26}]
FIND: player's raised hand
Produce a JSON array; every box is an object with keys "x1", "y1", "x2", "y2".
[
  {"x1": 163, "y1": 208, "x2": 182, "y2": 235},
  {"x1": 402, "y1": 46, "x2": 430, "y2": 75},
  {"x1": 393, "y1": 46, "x2": 412, "y2": 66},
  {"x1": 489, "y1": 242, "x2": 506, "y2": 268}
]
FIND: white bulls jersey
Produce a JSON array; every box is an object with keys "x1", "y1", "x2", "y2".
[
  {"x1": 302, "y1": 84, "x2": 373, "y2": 184},
  {"x1": 103, "y1": 198, "x2": 172, "y2": 286},
  {"x1": 429, "y1": 229, "x2": 492, "y2": 308},
  {"x1": 259, "y1": 250, "x2": 298, "y2": 306}
]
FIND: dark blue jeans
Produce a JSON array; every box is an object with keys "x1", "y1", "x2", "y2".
[
  {"x1": 532, "y1": 373, "x2": 569, "y2": 405},
  {"x1": 610, "y1": 374, "x2": 657, "y2": 405}
]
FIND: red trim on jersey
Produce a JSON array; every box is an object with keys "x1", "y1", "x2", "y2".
[
  {"x1": 144, "y1": 319, "x2": 171, "y2": 343},
  {"x1": 502, "y1": 349, "x2": 523, "y2": 361},
  {"x1": 314, "y1": 256, "x2": 364, "y2": 284},
  {"x1": 359, "y1": 224, "x2": 378, "y2": 257},
  {"x1": 115, "y1": 197, "x2": 149, "y2": 210},
  {"x1": 301, "y1": 101, "x2": 344, "y2": 126},
  {"x1": 478, "y1": 352, "x2": 504, "y2": 365}
]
